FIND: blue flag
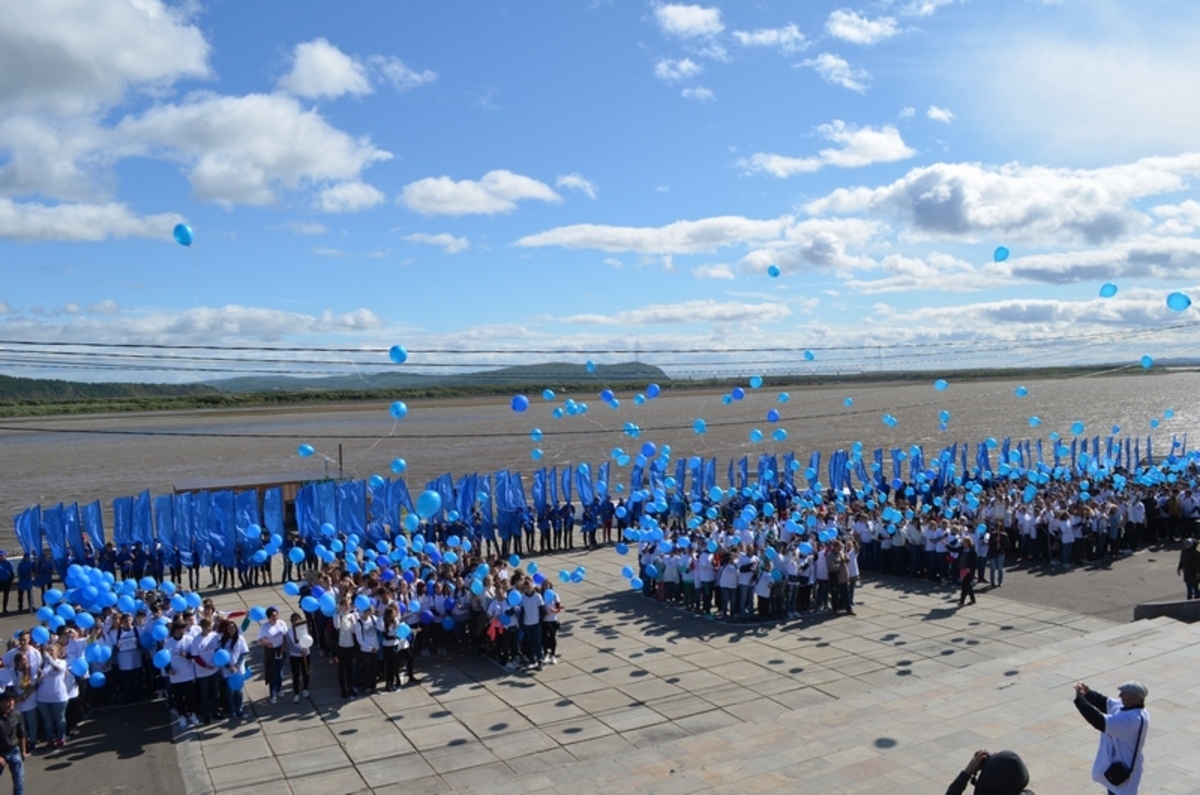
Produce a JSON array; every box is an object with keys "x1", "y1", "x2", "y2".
[
  {"x1": 63, "y1": 503, "x2": 84, "y2": 560},
  {"x1": 263, "y1": 488, "x2": 284, "y2": 538},
  {"x1": 335, "y1": 480, "x2": 366, "y2": 539},
  {"x1": 133, "y1": 489, "x2": 154, "y2": 547},
  {"x1": 575, "y1": 463, "x2": 593, "y2": 505}
]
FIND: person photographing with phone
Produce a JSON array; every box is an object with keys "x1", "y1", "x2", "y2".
[
  {"x1": 946, "y1": 748, "x2": 1033, "y2": 794},
  {"x1": 1073, "y1": 681, "x2": 1149, "y2": 794}
]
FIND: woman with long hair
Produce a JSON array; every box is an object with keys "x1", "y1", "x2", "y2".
[
  {"x1": 218, "y1": 620, "x2": 249, "y2": 719},
  {"x1": 36, "y1": 643, "x2": 69, "y2": 747},
  {"x1": 284, "y1": 612, "x2": 310, "y2": 703}
]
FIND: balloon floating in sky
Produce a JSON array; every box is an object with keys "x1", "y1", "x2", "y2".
[
  {"x1": 532, "y1": 449, "x2": 544, "y2": 460},
  {"x1": 646, "y1": 383, "x2": 661, "y2": 398},
  {"x1": 390, "y1": 458, "x2": 407, "y2": 473},
  {"x1": 173, "y1": 223, "x2": 193, "y2": 247},
  {"x1": 1166, "y1": 291, "x2": 1192, "y2": 311},
  {"x1": 389, "y1": 401, "x2": 408, "y2": 420},
  {"x1": 766, "y1": 409, "x2": 780, "y2": 422},
  {"x1": 585, "y1": 360, "x2": 596, "y2": 373},
  {"x1": 933, "y1": 379, "x2": 948, "y2": 391},
  {"x1": 1014, "y1": 386, "x2": 1028, "y2": 398},
  {"x1": 1099, "y1": 283, "x2": 1118, "y2": 299},
  {"x1": 416, "y1": 490, "x2": 442, "y2": 519},
  {"x1": 511, "y1": 394, "x2": 530, "y2": 412},
  {"x1": 693, "y1": 418, "x2": 707, "y2": 434},
  {"x1": 542, "y1": 389, "x2": 555, "y2": 401},
  {"x1": 1140, "y1": 355, "x2": 1154, "y2": 370},
  {"x1": 882, "y1": 413, "x2": 898, "y2": 427},
  {"x1": 749, "y1": 429, "x2": 763, "y2": 443},
  {"x1": 388, "y1": 345, "x2": 408, "y2": 364},
  {"x1": 731, "y1": 387, "x2": 745, "y2": 401},
  {"x1": 772, "y1": 428, "x2": 788, "y2": 442},
  {"x1": 297, "y1": 444, "x2": 314, "y2": 457},
  {"x1": 1070, "y1": 421, "x2": 1085, "y2": 436},
  {"x1": 804, "y1": 350, "x2": 815, "y2": 361},
  {"x1": 844, "y1": 397, "x2": 853, "y2": 407},
  {"x1": 1029, "y1": 416, "x2": 1041, "y2": 427},
  {"x1": 993, "y1": 245, "x2": 1009, "y2": 262},
  {"x1": 749, "y1": 375, "x2": 763, "y2": 389},
  {"x1": 767, "y1": 265, "x2": 781, "y2": 278},
  {"x1": 778, "y1": 392, "x2": 789, "y2": 403},
  {"x1": 530, "y1": 428, "x2": 543, "y2": 441}
]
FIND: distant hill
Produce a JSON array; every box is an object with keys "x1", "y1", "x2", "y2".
[
  {"x1": 0, "y1": 374, "x2": 218, "y2": 402},
  {"x1": 204, "y1": 361, "x2": 670, "y2": 393}
]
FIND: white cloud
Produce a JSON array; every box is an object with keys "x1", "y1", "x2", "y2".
[
  {"x1": 316, "y1": 181, "x2": 386, "y2": 213},
  {"x1": 1151, "y1": 200, "x2": 1200, "y2": 234},
  {"x1": 740, "y1": 121, "x2": 916, "y2": 177},
  {"x1": 800, "y1": 53, "x2": 871, "y2": 92},
  {"x1": 806, "y1": 153, "x2": 1200, "y2": 245},
  {"x1": 693, "y1": 263, "x2": 735, "y2": 280},
  {"x1": 516, "y1": 215, "x2": 789, "y2": 254},
  {"x1": 87, "y1": 299, "x2": 120, "y2": 315},
  {"x1": 116, "y1": 92, "x2": 392, "y2": 206},
  {"x1": 899, "y1": 107, "x2": 916, "y2": 118},
  {"x1": 283, "y1": 221, "x2": 328, "y2": 235},
  {"x1": 654, "y1": 4, "x2": 724, "y2": 39},
  {"x1": 0, "y1": 198, "x2": 180, "y2": 242},
  {"x1": 740, "y1": 217, "x2": 883, "y2": 276},
  {"x1": 926, "y1": 105, "x2": 955, "y2": 124},
  {"x1": 555, "y1": 299, "x2": 790, "y2": 326},
  {"x1": 405, "y1": 232, "x2": 470, "y2": 254},
  {"x1": 682, "y1": 86, "x2": 716, "y2": 103},
  {"x1": 603, "y1": 257, "x2": 623, "y2": 269},
  {"x1": 278, "y1": 38, "x2": 372, "y2": 100},
  {"x1": 901, "y1": 0, "x2": 957, "y2": 17},
  {"x1": 368, "y1": 56, "x2": 437, "y2": 92},
  {"x1": 399, "y1": 169, "x2": 561, "y2": 216},
  {"x1": 0, "y1": 0, "x2": 211, "y2": 116},
  {"x1": 995, "y1": 235, "x2": 1200, "y2": 285},
  {"x1": 653, "y1": 58, "x2": 703, "y2": 83},
  {"x1": 555, "y1": 173, "x2": 598, "y2": 199},
  {"x1": 732, "y1": 24, "x2": 807, "y2": 54},
  {"x1": 826, "y1": 10, "x2": 899, "y2": 45},
  {"x1": 843, "y1": 252, "x2": 1006, "y2": 294}
]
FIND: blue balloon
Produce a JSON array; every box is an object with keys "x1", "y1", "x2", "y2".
[
  {"x1": 542, "y1": 389, "x2": 556, "y2": 401},
  {"x1": 1167, "y1": 291, "x2": 1192, "y2": 312},
  {"x1": 229, "y1": 673, "x2": 244, "y2": 691},
  {"x1": 767, "y1": 409, "x2": 780, "y2": 422},
  {"x1": 767, "y1": 264, "x2": 780, "y2": 278},
  {"x1": 933, "y1": 379, "x2": 948, "y2": 391},
  {"x1": 70, "y1": 657, "x2": 89, "y2": 677},
  {"x1": 300, "y1": 595, "x2": 318, "y2": 612},
  {"x1": 153, "y1": 649, "x2": 171, "y2": 669},
  {"x1": 1070, "y1": 421, "x2": 1085, "y2": 436},
  {"x1": 630, "y1": 578, "x2": 644, "y2": 590},
  {"x1": 530, "y1": 428, "x2": 543, "y2": 441},
  {"x1": 173, "y1": 223, "x2": 194, "y2": 247},
  {"x1": 417, "y1": 490, "x2": 442, "y2": 519},
  {"x1": 804, "y1": 350, "x2": 815, "y2": 361},
  {"x1": 390, "y1": 401, "x2": 408, "y2": 420},
  {"x1": 31, "y1": 626, "x2": 50, "y2": 645},
  {"x1": 354, "y1": 595, "x2": 371, "y2": 612},
  {"x1": 389, "y1": 345, "x2": 409, "y2": 364},
  {"x1": 993, "y1": 245, "x2": 1009, "y2": 262},
  {"x1": 1099, "y1": 282, "x2": 1118, "y2": 298},
  {"x1": 288, "y1": 547, "x2": 306, "y2": 565},
  {"x1": 297, "y1": 444, "x2": 315, "y2": 458},
  {"x1": 89, "y1": 672, "x2": 107, "y2": 689},
  {"x1": 693, "y1": 418, "x2": 707, "y2": 434},
  {"x1": 772, "y1": 428, "x2": 788, "y2": 442},
  {"x1": 511, "y1": 394, "x2": 530, "y2": 412},
  {"x1": 506, "y1": 590, "x2": 522, "y2": 607},
  {"x1": 586, "y1": 359, "x2": 596, "y2": 372},
  {"x1": 731, "y1": 387, "x2": 745, "y2": 401},
  {"x1": 391, "y1": 457, "x2": 407, "y2": 474},
  {"x1": 749, "y1": 375, "x2": 763, "y2": 389},
  {"x1": 749, "y1": 429, "x2": 763, "y2": 443},
  {"x1": 249, "y1": 606, "x2": 266, "y2": 622},
  {"x1": 1140, "y1": 355, "x2": 1153, "y2": 370},
  {"x1": 646, "y1": 383, "x2": 661, "y2": 398},
  {"x1": 843, "y1": 397, "x2": 853, "y2": 407}
]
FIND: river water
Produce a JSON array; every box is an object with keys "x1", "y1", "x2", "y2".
[{"x1": 2, "y1": 370, "x2": 1195, "y2": 533}]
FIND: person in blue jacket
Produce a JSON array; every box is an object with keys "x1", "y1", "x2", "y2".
[
  {"x1": 15, "y1": 553, "x2": 33, "y2": 613},
  {"x1": 0, "y1": 551, "x2": 14, "y2": 614},
  {"x1": 34, "y1": 551, "x2": 55, "y2": 604}
]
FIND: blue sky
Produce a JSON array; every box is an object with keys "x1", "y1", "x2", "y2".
[{"x1": 4, "y1": 0, "x2": 1200, "y2": 381}]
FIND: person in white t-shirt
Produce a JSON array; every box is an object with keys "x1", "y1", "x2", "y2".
[
  {"x1": 165, "y1": 620, "x2": 198, "y2": 729},
  {"x1": 191, "y1": 618, "x2": 222, "y2": 724},
  {"x1": 541, "y1": 584, "x2": 562, "y2": 665},
  {"x1": 697, "y1": 550, "x2": 716, "y2": 614},
  {"x1": 1074, "y1": 680, "x2": 1149, "y2": 795},
  {"x1": 257, "y1": 607, "x2": 287, "y2": 704},
  {"x1": 35, "y1": 644, "x2": 69, "y2": 747},
  {"x1": 285, "y1": 613, "x2": 311, "y2": 702},
  {"x1": 519, "y1": 580, "x2": 545, "y2": 671}
]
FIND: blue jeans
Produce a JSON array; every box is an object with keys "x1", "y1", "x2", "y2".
[
  {"x1": 737, "y1": 584, "x2": 754, "y2": 619},
  {"x1": 3, "y1": 748, "x2": 23, "y2": 795},
  {"x1": 37, "y1": 700, "x2": 66, "y2": 742},
  {"x1": 523, "y1": 622, "x2": 543, "y2": 665},
  {"x1": 1061, "y1": 541, "x2": 1073, "y2": 566},
  {"x1": 19, "y1": 711, "x2": 36, "y2": 746},
  {"x1": 989, "y1": 555, "x2": 1005, "y2": 586}
]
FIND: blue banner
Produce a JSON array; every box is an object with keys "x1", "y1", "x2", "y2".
[
  {"x1": 13, "y1": 507, "x2": 40, "y2": 555},
  {"x1": 264, "y1": 488, "x2": 283, "y2": 538},
  {"x1": 191, "y1": 491, "x2": 212, "y2": 568},
  {"x1": 154, "y1": 495, "x2": 174, "y2": 553},
  {"x1": 63, "y1": 503, "x2": 84, "y2": 560},
  {"x1": 548, "y1": 466, "x2": 558, "y2": 506},
  {"x1": 174, "y1": 492, "x2": 194, "y2": 568},
  {"x1": 335, "y1": 480, "x2": 365, "y2": 538},
  {"x1": 112, "y1": 496, "x2": 133, "y2": 547},
  {"x1": 81, "y1": 500, "x2": 105, "y2": 550},
  {"x1": 133, "y1": 489, "x2": 154, "y2": 547},
  {"x1": 43, "y1": 504, "x2": 66, "y2": 563},
  {"x1": 561, "y1": 465, "x2": 573, "y2": 505},
  {"x1": 532, "y1": 468, "x2": 546, "y2": 511},
  {"x1": 575, "y1": 463, "x2": 593, "y2": 505},
  {"x1": 480, "y1": 474, "x2": 495, "y2": 540},
  {"x1": 455, "y1": 474, "x2": 474, "y2": 522},
  {"x1": 235, "y1": 489, "x2": 262, "y2": 563}
]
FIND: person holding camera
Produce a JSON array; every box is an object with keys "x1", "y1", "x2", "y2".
[
  {"x1": 946, "y1": 748, "x2": 1033, "y2": 794},
  {"x1": 1073, "y1": 681, "x2": 1149, "y2": 794}
]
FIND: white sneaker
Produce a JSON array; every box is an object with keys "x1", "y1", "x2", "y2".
[
  {"x1": 549, "y1": 656, "x2": 558, "y2": 665},
  {"x1": 293, "y1": 694, "x2": 300, "y2": 704},
  {"x1": 178, "y1": 717, "x2": 188, "y2": 730},
  {"x1": 302, "y1": 689, "x2": 309, "y2": 698},
  {"x1": 269, "y1": 695, "x2": 277, "y2": 704},
  {"x1": 187, "y1": 715, "x2": 200, "y2": 727}
]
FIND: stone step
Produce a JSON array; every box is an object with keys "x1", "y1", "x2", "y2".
[{"x1": 459, "y1": 616, "x2": 1200, "y2": 794}]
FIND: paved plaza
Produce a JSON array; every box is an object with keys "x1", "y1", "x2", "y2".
[{"x1": 13, "y1": 547, "x2": 1200, "y2": 793}]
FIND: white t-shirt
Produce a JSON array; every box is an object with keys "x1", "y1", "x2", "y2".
[{"x1": 520, "y1": 592, "x2": 544, "y2": 627}]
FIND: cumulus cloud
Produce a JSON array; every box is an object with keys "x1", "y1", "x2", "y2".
[
  {"x1": 368, "y1": 56, "x2": 437, "y2": 92},
  {"x1": 740, "y1": 121, "x2": 916, "y2": 177},
  {"x1": 555, "y1": 173, "x2": 598, "y2": 199},
  {"x1": 1151, "y1": 200, "x2": 1200, "y2": 234},
  {"x1": 732, "y1": 24, "x2": 807, "y2": 54},
  {"x1": 117, "y1": 92, "x2": 392, "y2": 206},
  {"x1": 555, "y1": 299, "x2": 790, "y2": 326},
  {"x1": 682, "y1": 86, "x2": 716, "y2": 103},
  {"x1": 693, "y1": 263, "x2": 735, "y2": 280},
  {"x1": 277, "y1": 38, "x2": 372, "y2": 100},
  {"x1": 316, "y1": 181, "x2": 386, "y2": 213},
  {"x1": 654, "y1": 4, "x2": 724, "y2": 39},
  {"x1": 653, "y1": 58, "x2": 702, "y2": 83},
  {"x1": 404, "y1": 232, "x2": 470, "y2": 254},
  {"x1": 740, "y1": 217, "x2": 882, "y2": 275},
  {"x1": 400, "y1": 170, "x2": 561, "y2": 216},
  {"x1": 516, "y1": 215, "x2": 789, "y2": 254},
  {"x1": 926, "y1": 105, "x2": 955, "y2": 124},
  {"x1": 806, "y1": 153, "x2": 1200, "y2": 245},
  {"x1": 825, "y1": 10, "x2": 899, "y2": 45},
  {"x1": 282, "y1": 221, "x2": 328, "y2": 235},
  {"x1": 0, "y1": 198, "x2": 180, "y2": 242},
  {"x1": 800, "y1": 53, "x2": 871, "y2": 92},
  {"x1": 996, "y1": 235, "x2": 1200, "y2": 285},
  {"x1": 0, "y1": 0, "x2": 211, "y2": 116}
]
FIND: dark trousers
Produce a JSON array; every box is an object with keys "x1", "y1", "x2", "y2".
[
  {"x1": 170, "y1": 679, "x2": 196, "y2": 717},
  {"x1": 543, "y1": 621, "x2": 558, "y2": 657},
  {"x1": 336, "y1": 646, "x2": 356, "y2": 695},
  {"x1": 959, "y1": 573, "x2": 976, "y2": 605},
  {"x1": 195, "y1": 674, "x2": 219, "y2": 722},
  {"x1": 383, "y1": 646, "x2": 401, "y2": 689},
  {"x1": 289, "y1": 655, "x2": 309, "y2": 694},
  {"x1": 357, "y1": 649, "x2": 379, "y2": 692}
]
